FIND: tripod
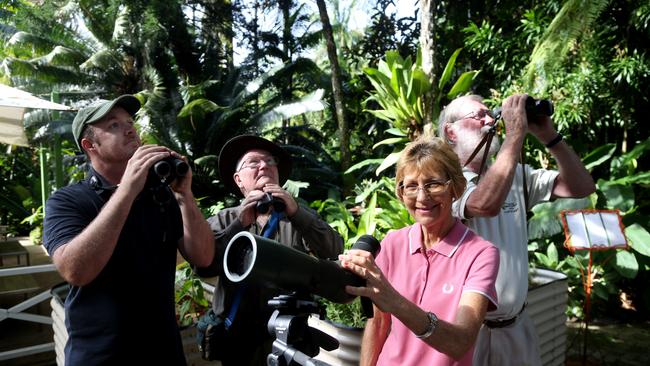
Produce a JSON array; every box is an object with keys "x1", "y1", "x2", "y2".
[{"x1": 266, "y1": 293, "x2": 339, "y2": 366}]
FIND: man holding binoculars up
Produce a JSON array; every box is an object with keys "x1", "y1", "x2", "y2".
[
  {"x1": 196, "y1": 135, "x2": 344, "y2": 365},
  {"x1": 43, "y1": 95, "x2": 214, "y2": 365},
  {"x1": 438, "y1": 94, "x2": 596, "y2": 365}
]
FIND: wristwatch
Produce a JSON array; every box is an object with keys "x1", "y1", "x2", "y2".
[{"x1": 415, "y1": 311, "x2": 439, "y2": 339}]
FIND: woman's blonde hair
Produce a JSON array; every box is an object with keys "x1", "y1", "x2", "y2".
[{"x1": 395, "y1": 137, "x2": 466, "y2": 201}]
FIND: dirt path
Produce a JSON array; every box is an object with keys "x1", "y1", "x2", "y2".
[{"x1": 565, "y1": 319, "x2": 650, "y2": 366}]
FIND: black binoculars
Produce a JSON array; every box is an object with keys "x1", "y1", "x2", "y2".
[
  {"x1": 256, "y1": 192, "x2": 286, "y2": 214},
  {"x1": 151, "y1": 157, "x2": 189, "y2": 184},
  {"x1": 491, "y1": 96, "x2": 553, "y2": 124},
  {"x1": 525, "y1": 96, "x2": 554, "y2": 122},
  {"x1": 145, "y1": 157, "x2": 189, "y2": 205}
]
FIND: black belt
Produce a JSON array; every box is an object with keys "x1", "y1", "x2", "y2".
[{"x1": 484, "y1": 303, "x2": 526, "y2": 329}]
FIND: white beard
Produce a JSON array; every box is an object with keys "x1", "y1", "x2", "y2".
[{"x1": 453, "y1": 125, "x2": 501, "y2": 169}]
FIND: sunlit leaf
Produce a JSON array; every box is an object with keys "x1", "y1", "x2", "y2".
[
  {"x1": 626, "y1": 224, "x2": 650, "y2": 257},
  {"x1": 375, "y1": 151, "x2": 402, "y2": 175},
  {"x1": 613, "y1": 250, "x2": 638, "y2": 278}
]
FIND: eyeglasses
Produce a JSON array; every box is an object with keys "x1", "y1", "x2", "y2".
[
  {"x1": 399, "y1": 180, "x2": 451, "y2": 198},
  {"x1": 450, "y1": 109, "x2": 495, "y2": 124},
  {"x1": 237, "y1": 156, "x2": 278, "y2": 171}
]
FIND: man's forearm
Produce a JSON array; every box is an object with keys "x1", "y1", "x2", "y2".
[
  {"x1": 548, "y1": 139, "x2": 596, "y2": 198},
  {"x1": 465, "y1": 135, "x2": 523, "y2": 217},
  {"x1": 177, "y1": 192, "x2": 214, "y2": 268}
]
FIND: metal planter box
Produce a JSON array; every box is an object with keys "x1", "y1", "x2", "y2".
[{"x1": 528, "y1": 268, "x2": 568, "y2": 366}]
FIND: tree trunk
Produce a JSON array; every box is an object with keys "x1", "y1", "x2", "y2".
[
  {"x1": 279, "y1": 0, "x2": 293, "y2": 130},
  {"x1": 315, "y1": 0, "x2": 351, "y2": 176},
  {"x1": 419, "y1": 0, "x2": 439, "y2": 134}
]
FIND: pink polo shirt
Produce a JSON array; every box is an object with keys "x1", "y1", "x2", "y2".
[{"x1": 375, "y1": 219, "x2": 499, "y2": 366}]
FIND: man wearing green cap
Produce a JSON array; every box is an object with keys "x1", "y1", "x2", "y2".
[{"x1": 43, "y1": 95, "x2": 214, "y2": 365}]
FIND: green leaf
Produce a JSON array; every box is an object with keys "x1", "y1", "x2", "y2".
[
  {"x1": 385, "y1": 128, "x2": 407, "y2": 137},
  {"x1": 547, "y1": 243, "x2": 559, "y2": 264},
  {"x1": 439, "y1": 48, "x2": 462, "y2": 90},
  {"x1": 344, "y1": 159, "x2": 384, "y2": 174},
  {"x1": 626, "y1": 224, "x2": 650, "y2": 257},
  {"x1": 373, "y1": 137, "x2": 408, "y2": 149},
  {"x1": 365, "y1": 109, "x2": 399, "y2": 123},
  {"x1": 177, "y1": 98, "x2": 220, "y2": 118},
  {"x1": 582, "y1": 143, "x2": 616, "y2": 171},
  {"x1": 376, "y1": 151, "x2": 402, "y2": 175},
  {"x1": 256, "y1": 89, "x2": 327, "y2": 125},
  {"x1": 597, "y1": 180, "x2": 635, "y2": 212},
  {"x1": 613, "y1": 250, "x2": 638, "y2": 279},
  {"x1": 608, "y1": 171, "x2": 650, "y2": 186},
  {"x1": 447, "y1": 71, "x2": 479, "y2": 99},
  {"x1": 610, "y1": 138, "x2": 650, "y2": 175},
  {"x1": 528, "y1": 198, "x2": 592, "y2": 239},
  {"x1": 357, "y1": 192, "x2": 378, "y2": 237}
]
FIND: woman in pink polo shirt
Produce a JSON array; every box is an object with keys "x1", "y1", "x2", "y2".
[{"x1": 340, "y1": 137, "x2": 500, "y2": 366}]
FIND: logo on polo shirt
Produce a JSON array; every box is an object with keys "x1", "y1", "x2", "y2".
[{"x1": 502, "y1": 200, "x2": 518, "y2": 214}]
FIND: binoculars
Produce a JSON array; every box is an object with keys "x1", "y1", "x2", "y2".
[
  {"x1": 525, "y1": 96, "x2": 554, "y2": 121},
  {"x1": 146, "y1": 157, "x2": 189, "y2": 204},
  {"x1": 256, "y1": 192, "x2": 286, "y2": 214},
  {"x1": 151, "y1": 157, "x2": 189, "y2": 184},
  {"x1": 492, "y1": 96, "x2": 554, "y2": 123}
]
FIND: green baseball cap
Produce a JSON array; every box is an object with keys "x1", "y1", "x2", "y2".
[{"x1": 72, "y1": 95, "x2": 141, "y2": 151}]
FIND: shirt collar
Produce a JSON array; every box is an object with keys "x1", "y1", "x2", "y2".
[{"x1": 408, "y1": 219, "x2": 469, "y2": 257}]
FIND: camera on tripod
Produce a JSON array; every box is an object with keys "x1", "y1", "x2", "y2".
[
  {"x1": 525, "y1": 96, "x2": 553, "y2": 122},
  {"x1": 257, "y1": 192, "x2": 286, "y2": 214}
]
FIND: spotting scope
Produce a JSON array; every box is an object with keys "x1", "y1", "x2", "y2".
[{"x1": 223, "y1": 232, "x2": 380, "y2": 304}]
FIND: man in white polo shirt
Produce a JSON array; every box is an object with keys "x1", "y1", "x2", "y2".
[{"x1": 439, "y1": 94, "x2": 595, "y2": 365}]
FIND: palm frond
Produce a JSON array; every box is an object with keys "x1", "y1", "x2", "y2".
[{"x1": 523, "y1": 0, "x2": 609, "y2": 93}]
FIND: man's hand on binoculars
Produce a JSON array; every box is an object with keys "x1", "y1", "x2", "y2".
[
  {"x1": 526, "y1": 115, "x2": 557, "y2": 144},
  {"x1": 500, "y1": 94, "x2": 529, "y2": 139},
  {"x1": 122, "y1": 145, "x2": 172, "y2": 195},
  {"x1": 238, "y1": 190, "x2": 266, "y2": 227},
  {"x1": 262, "y1": 184, "x2": 298, "y2": 217}
]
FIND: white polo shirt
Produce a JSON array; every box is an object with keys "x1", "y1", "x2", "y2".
[{"x1": 453, "y1": 164, "x2": 558, "y2": 319}]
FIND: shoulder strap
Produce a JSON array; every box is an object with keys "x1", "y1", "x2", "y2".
[{"x1": 463, "y1": 125, "x2": 496, "y2": 183}]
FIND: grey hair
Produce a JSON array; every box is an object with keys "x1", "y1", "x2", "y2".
[{"x1": 437, "y1": 94, "x2": 484, "y2": 141}]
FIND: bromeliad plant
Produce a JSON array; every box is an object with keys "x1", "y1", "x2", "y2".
[{"x1": 359, "y1": 48, "x2": 478, "y2": 175}]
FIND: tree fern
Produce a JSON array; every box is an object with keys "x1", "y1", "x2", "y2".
[{"x1": 523, "y1": 0, "x2": 610, "y2": 93}]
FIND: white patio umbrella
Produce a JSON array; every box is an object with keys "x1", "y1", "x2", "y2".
[{"x1": 0, "y1": 84, "x2": 72, "y2": 146}]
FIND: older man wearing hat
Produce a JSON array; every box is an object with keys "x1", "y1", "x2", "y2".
[
  {"x1": 196, "y1": 135, "x2": 344, "y2": 365},
  {"x1": 43, "y1": 95, "x2": 213, "y2": 365}
]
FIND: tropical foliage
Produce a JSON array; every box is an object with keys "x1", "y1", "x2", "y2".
[{"x1": 1, "y1": 0, "x2": 648, "y2": 327}]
